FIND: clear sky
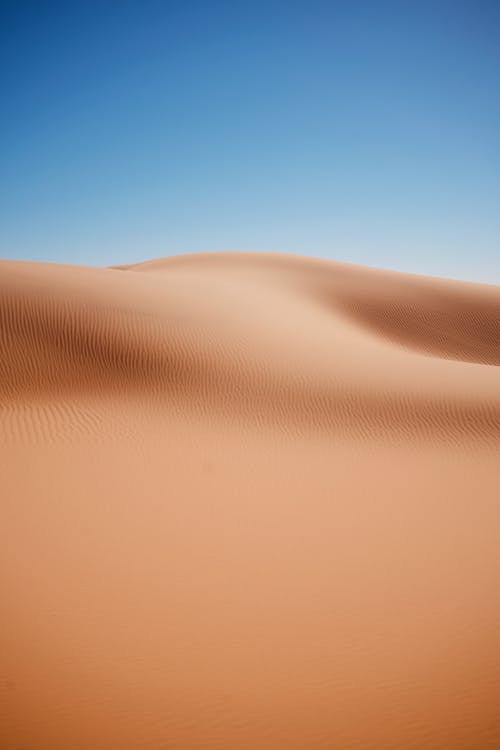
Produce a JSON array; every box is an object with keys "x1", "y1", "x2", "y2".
[{"x1": 1, "y1": 1, "x2": 499, "y2": 282}]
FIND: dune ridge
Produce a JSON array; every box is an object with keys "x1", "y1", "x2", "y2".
[
  {"x1": 1, "y1": 252, "x2": 500, "y2": 750},
  {"x1": 1, "y1": 253, "x2": 499, "y2": 444}
]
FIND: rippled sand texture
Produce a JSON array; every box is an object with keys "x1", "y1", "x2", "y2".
[{"x1": 1, "y1": 252, "x2": 500, "y2": 749}]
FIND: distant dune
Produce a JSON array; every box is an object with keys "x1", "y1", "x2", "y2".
[{"x1": 1, "y1": 252, "x2": 500, "y2": 749}]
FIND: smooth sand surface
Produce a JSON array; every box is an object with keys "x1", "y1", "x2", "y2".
[{"x1": 1, "y1": 252, "x2": 500, "y2": 749}]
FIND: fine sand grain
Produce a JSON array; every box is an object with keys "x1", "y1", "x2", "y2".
[{"x1": 1, "y1": 252, "x2": 500, "y2": 749}]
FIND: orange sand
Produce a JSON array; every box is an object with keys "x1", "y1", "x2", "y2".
[{"x1": 1, "y1": 252, "x2": 500, "y2": 749}]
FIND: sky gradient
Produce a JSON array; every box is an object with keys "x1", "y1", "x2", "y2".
[{"x1": 1, "y1": 1, "x2": 499, "y2": 282}]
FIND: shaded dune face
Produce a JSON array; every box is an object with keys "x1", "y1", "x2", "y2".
[
  {"x1": 328, "y1": 270, "x2": 500, "y2": 366},
  {"x1": 1, "y1": 252, "x2": 500, "y2": 750},
  {"x1": 1, "y1": 253, "x2": 499, "y2": 443}
]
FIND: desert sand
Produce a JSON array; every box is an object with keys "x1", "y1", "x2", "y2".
[{"x1": 1, "y1": 251, "x2": 500, "y2": 749}]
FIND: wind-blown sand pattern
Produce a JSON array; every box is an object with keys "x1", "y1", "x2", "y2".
[{"x1": 1, "y1": 252, "x2": 500, "y2": 749}]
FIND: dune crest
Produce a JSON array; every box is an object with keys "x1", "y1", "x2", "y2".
[
  {"x1": 1, "y1": 253, "x2": 499, "y2": 443},
  {"x1": 1, "y1": 252, "x2": 500, "y2": 749}
]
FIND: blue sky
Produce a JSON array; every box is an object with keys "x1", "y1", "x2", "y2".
[{"x1": 1, "y1": 1, "x2": 499, "y2": 282}]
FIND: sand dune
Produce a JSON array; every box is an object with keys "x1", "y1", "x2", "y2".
[{"x1": 1, "y1": 252, "x2": 500, "y2": 749}]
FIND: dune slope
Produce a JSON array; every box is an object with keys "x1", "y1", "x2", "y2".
[{"x1": 1, "y1": 252, "x2": 500, "y2": 749}]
